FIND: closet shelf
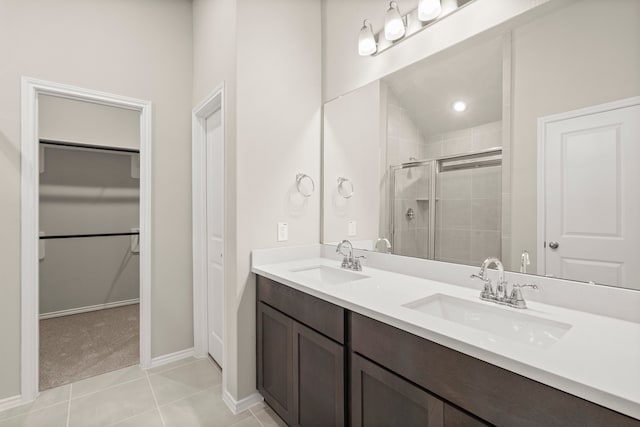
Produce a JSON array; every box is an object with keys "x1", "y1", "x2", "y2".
[{"x1": 40, "y1": 231, "x2": 139, "y2": 240}]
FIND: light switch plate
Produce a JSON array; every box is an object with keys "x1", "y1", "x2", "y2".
[
  {"x1": 277, "y1": 222, "x2": 288, "y2": 242},
  {"x1": 348, "y1": 220, "x2": 357, "y2": 237}
]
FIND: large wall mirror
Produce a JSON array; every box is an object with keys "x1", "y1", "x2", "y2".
[{"x1": 322, "y1": 0, "x2": 640, "y2": 291}]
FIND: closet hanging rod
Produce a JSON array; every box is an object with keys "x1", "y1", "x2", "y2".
[
  {"x1": 40, "y1": 139, "x2": 140, "y2": 154},
  {"x1": 39, "y1": 231, "x2": 139, "y2": 240}
]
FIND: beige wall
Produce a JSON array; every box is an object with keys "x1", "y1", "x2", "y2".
[
  {"x1": 39, "y1": 95, "x2": 140, "y2": 150},
  {"x1": 192, "y1": 0, "x2": 321, "y2": 402},
  {"x1": 235, "y1": 0, "x2": 321, "y2": 400},
  {"x1": 192, "y1": 0, "x2": 239, "y2": 399},
  {"x1": 323, "y1": 81, "x2": 381, "y2": 245},
  {"x1": 510, "y1": 0, "x2": 640, "y2": 271},
  {"x1": 0, "y1": 0, "x2": 193, "y2": 400}
]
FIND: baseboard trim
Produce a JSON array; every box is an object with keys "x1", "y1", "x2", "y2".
[
  {"x1": 0, "y1": 395, "x2": 23, "y2": 413},
  {"x1": 222, "y1": 389, "x2": 264, "y2": 415},
  {"x1": 39, "y1": 298, "x2": 140, "y2": 320},
  {"x1": 149, "y1": 347, "x2": 195, "y2": 369}
]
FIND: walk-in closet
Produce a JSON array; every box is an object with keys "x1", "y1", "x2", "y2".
[{"x1": 38, "y1": 95, "x2": 141, "y2": 390}]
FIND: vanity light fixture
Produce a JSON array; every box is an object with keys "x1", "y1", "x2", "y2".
[
  {"x1": 357, "y1": 0, "x2": 477, "y2": 56},
  {"x1": 453, "y1": 101, "x2": 467, "y2": 112},
  {"x1": 358, "y1": 20, "x2": 377, "y2": 56},
  {"x1": 384, "y1": 1, "x2": 405, "y2": 41},
  {"x1": 418, "y1": 0, "x2": 442, "y2": 21}
]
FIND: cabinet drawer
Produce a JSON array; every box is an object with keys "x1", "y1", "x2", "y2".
[
  {"x1": 257, "y1": 275, "x2": 345, "y2": 343},
  {"x1": 350, "y1": 313, "x2": 639, "y2": 427}
]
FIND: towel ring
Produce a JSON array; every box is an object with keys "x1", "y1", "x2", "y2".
[
  {"x1": 337, "y1": 177, "x2": 354, "y2": 199},
  {"x1": 296, "y1": 173, "x2": 315, "y2": 197}
]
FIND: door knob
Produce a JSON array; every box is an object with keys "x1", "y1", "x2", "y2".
[{"x1": 548, "y1": 241, "x2": 559, "y2": 249}]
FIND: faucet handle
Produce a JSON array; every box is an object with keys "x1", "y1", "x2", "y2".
[
  {"x1": 512, "y1": 283, "x2": 539, "y2": 290},
  {"x1": 353, "y1": 255, "x2": 366, "y2": 271},
  {"x1": 470, "y1": 273, "x2": 488, "y2": 282},
  {"x1": 509, "y1": 283, "x2": 539, "y2": 308}
]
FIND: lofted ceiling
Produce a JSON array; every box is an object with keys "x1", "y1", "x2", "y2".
[{"x1": 382, "y1": 35, "x2": 503, "y2": 138}]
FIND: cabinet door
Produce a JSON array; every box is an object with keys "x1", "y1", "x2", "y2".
[
  {"x1": 444, "y1": 404, "x2": 490, "y2": 427},
  {"x1": 351, "y1": 353, "x2": 444, "y2": 427},
  {"x1": 292, "y1": 322, "x2": 345, "y2": 427},
  {"x1": 258, "y1": 302, "x2": 293, "y2": 425}
]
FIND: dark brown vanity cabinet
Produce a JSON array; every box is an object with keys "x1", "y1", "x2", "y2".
[
  {"x1": 257, "y1": 276, "x2": 346, "y2": 427},
  {"x1": 258, "y1": 276, "x2": 640, "y2": 427},
  {"x1": 351, "y1": 312, "x2": 640, "y2": 427}
]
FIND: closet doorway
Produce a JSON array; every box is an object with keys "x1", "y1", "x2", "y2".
[{"x1": 21, "y1": 78, "x2": 152, "y2": 401}]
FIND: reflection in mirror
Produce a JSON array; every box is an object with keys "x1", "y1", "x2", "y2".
[{"x1": 322, "y1": 0, "x2": 640, "y2": 291}]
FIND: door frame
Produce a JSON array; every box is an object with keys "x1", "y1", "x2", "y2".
[
  {"x1": 536, "y1": 96, "x2": 640, "y2": 275},
  {"x1": 20, "y1": 77, "x2": 153, "y2": 402},
  {"x1": 192, "y1": 84, "x2": 225, "y2": 365}
]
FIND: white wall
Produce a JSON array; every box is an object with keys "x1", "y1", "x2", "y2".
[
  {"x1": 0, "y1": 0, "x2": 193, "y2": 400},
  {"x1": 39, "y1": 95, "x2": 140, "y2": 150},
  {"x1": 192, "y1": 0, "x2": 321, "y2": 402},
  {"x1": 510, "y1": 0, "x2": 640, "y2": 271},
  {"x1": 234, "y1": 0, "x2": 321, "y2": 400},
  {"x1": 322, "y1": 0, "x2": 554, "y2": 102},
  {"x1": 323, "y1": 81, "x2": 381, "y2": 244}
]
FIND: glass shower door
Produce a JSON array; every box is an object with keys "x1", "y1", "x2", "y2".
[
  {"x1": 391, "y1": 162, "x2": 432, "y2": 259},
  {"x1": 434, "y1": 152, "x2": 502, "y2": 266}
]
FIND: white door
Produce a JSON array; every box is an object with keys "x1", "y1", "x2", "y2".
[
  {"x1": 543, "y1": 103, "x2": 640, "y2": 287},
  {"x1": 206, "y1": 109, "x2": 224, "y2": 365}
]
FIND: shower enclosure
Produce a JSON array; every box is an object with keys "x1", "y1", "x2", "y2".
[{"x1": 390, "y1": 149, "x2": 502, "y2": 267}]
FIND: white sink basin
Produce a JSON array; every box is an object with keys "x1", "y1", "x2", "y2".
[
  {"x1": 403, "y1": 294, "x2": 572, "y2": 348},
  {"x1": 291, "y1": 265, "x2": 369, "y2": 285}
]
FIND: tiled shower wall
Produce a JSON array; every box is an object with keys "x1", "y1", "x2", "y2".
[{"x1": 385, "y1": 101, "x2": 505, "y2": 263}]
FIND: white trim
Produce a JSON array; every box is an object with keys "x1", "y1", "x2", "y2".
[
  {"x1": 222, "y1": 389, "x2": 264, "y2": 415},
  {"x1": 21, "y1": 77, "x2": 153, "y2": 403},
  {"x1": 149, "y1": 347, "x2": 195, "y2": 369},
  {"x1": 39, "y1": 299, "x2": 140, "y2": 320},
  {"x1": 192, "y1": 84, "x2": 225, "y2": 361},
  {"x1": 536, "y1": 96, "x2": 640, "y2": 275},
  {"x1": 0, "y1": 395, "x2": 23, "y2": 413}
]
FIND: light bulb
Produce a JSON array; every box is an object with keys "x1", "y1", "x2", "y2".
[
  {"x1": 418, "y1": 0, "x2": 442, "y2": 21},
  {"x1": 453, "y1": 101, "x2": 467, "y2": 112},
  {"x1": 384, "y1": 2, "x2": 405, "y2": 41},
  {"x1": 358, "y1": 20, "x2": 377, "y2": 56}
]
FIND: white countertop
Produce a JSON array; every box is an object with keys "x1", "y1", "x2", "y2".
[{"x1": 252, "y1": 251, "x2": 640, "y2": 420}]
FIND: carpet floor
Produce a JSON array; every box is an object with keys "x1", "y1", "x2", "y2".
[{"x1": 39, "y1": 304, "x2": 139, "y2": 391}]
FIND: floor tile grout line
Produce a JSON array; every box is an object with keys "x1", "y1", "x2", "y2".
[
  {"x1": 0, "y1": 393, "x2": 71, "y2": 422},
  {"x1": 66, "y1": 384, "x2": 72, "y2": 427},
  {"x1": 145, "y1": 371, "x2": 166, "y2": 427},
  {"x1": 69, "y1": 358, "x2": 202, "y2": 402},
  {"x1": 69, "y1": 359, "x2": 199, "y2": 400},
  {"x1": 156, "y1": 384, "x2": 221, "y2": 409},
  {"x1": 70, "y1": 376, "x2": 145, "y2": 401},
  {"x1": 104, "y1": 408, "x2": 159, "y2": 427}
]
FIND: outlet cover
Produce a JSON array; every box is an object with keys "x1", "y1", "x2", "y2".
[
  {"x1": 348, "y1": 220, "x2": 357, "y2": 237},
  {"x1": 277, "y1": 222, "x2": 288, "y2": 242}
]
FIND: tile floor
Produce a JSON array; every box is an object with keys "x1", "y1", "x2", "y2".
[{"x1": 0, "y1": 357, "x2": 285, "y2": 427}]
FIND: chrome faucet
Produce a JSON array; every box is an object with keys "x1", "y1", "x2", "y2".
[
  {"x1": 375, "y1": 237, "x2": 392, "y2": 254},
  {"x1": 520, "y1": 250, "x2": 530, "y2": 274},
  {"x1": 471, "y1": 257, "x2": 538, "y2": 309},
  {"x1": 336, "y1": 239, "x2": 365, "y2": 271}
]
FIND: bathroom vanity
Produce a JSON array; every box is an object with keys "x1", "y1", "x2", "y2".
[{"x1": 253, "y1": 246, "x2": 640, "y2": 427}]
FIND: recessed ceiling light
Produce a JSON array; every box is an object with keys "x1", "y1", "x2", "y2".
[{"x1": 453, "y1": 101, "x2": 467, "y2": 112}]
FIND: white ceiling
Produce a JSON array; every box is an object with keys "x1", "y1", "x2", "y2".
[{"x1": 382, "y1": 35, "x2": 503, "y2": 137}]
